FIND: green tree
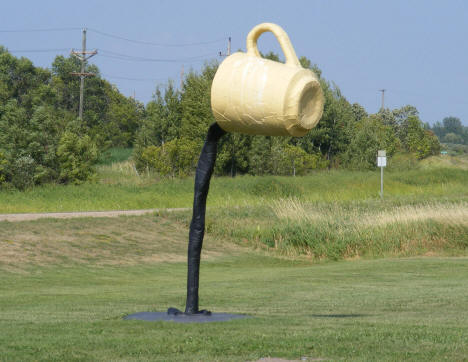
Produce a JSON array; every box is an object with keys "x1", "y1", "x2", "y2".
[
  {"x1": 0, "y1": 150, "x2": 7, "y2": 186},
  {"x1": 432, "y1": 116, "x2": 467, "y2": 144},
  {"x1": 140, "y1": 138, "x2": 200, "y2": 177},
  {"x1": 134, "y1": 82, "x2": 182, "y2": 169},
  {"x1": 351, "y1": 103, "x2": 368, "y2": 122},
  {"x1": 103, "y1": 86, "x2": 143, "y2": 146},
  {"x1": 51, "y1": 55, "x2": 141, "y2": 147},
  {"x1": 406, "y1": 117, "x2": 440, "y2": 159},
  {"x1": 180, "y1": 62, "x2": 218, "y2": 142},
  {"x1": 297, "y1": 79, "x2": 355, "y2": 166},
  {"x1": 249, "y1": 136, "x2": 273, "y2": 175},
  {"x1": 443, "y1": 132, "x2": 463, "y2": 144},
  {"x1": 215, "y1": 133, "x2": 251, "y2": 176},
  {"x1": 443, "y1": 116, "x2": 464, "y2": 135},
  {"x1": 342, "y1": 115, "x2": 399, "y2": 169},
  {"x1": 392, "y1": 105, "x2": 419, "y2": 144},
  {"x1": 281, "y1": 144, "x2": 326, "y2": 176},
  {"x1": 57, "y1": 131, "x2": 98, "y2": 184}
]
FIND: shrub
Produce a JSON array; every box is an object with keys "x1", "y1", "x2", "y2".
[
  {"x1": 280, "y1": 145, "x2": 328, "y2": 176},
  {"x1": 11, "y1": 156, "x2": 36, "y2": 190},
  {"x1": 57, "y1": 131, "x2": 98, "y2": 184},
  {"x1": 0, "y1": 150, "x2": 7, "y2": 186},
  {"x1": 342, "y1": 115, "x2": 399, "y2": 170},
  {"x1": 406, "y1": 117, "x2": 441, "y2": 159},
  {"x1": 139, "y1": 137, "x2": 200, "y2": 177}
]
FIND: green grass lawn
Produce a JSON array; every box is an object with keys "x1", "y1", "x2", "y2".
[
  {"x1": 1, "y1": 254, "x2": 467, "y2": 361},
  {"x1": 1, "y1": 216, "x2": 467, "y2": 361}
]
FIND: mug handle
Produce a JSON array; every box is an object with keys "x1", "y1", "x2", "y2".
[{"x1": 246, "y1": 23, "x2": 301, "y2": 67}]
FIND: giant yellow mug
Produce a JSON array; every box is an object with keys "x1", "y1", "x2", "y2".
[{"x1": 211, "y1": 22, "x2": 324, "y2": 137}]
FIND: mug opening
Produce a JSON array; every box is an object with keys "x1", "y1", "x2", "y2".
[{"x1": 298, "y1": 82, "x2": 323, "y2": 130}]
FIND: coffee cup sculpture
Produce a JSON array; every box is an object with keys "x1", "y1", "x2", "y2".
[
  {"x1": 169, "y1": 23, "x2": 324, "y2": 318},
  {"x1": 212, "y1": 22, "x2": 324, "y2": 137}
]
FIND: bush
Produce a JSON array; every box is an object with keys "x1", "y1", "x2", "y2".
[
  {"x1": 406, "y1": 118, "x2": 441, "y2": 159},
  {"x1": 342, "y1": 115, "x2": 399, "y2": 170},
  {"x1": 139, "y1": 137, "x2": 200, "y2": 177},
  {"x1": 11, "y1": 156, "x2": 36, "y2": 190},
  {"x1": 0, "y1": 151, "x2": 7, "y2": 186},
  {"x1": 57, "y1": 131, "x2": 98, "y2": 184},
  {"x1": 280, "y1": 145, "x2": 328, "y2": 176}
]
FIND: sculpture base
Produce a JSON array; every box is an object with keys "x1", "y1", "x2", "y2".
[{"x1": 123, "y1": 309, "x2": 248, "y2": 323}]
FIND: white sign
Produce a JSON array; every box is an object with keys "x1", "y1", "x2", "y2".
[
  {"x1": 377, "y1": 156, "x2": 387, "y2": 167},
  {"x1": 378, "y1": 150, "x2": 386, "y2": 199},
  {"x1": 377, "y1": 150, "x2": 386, "y2": 167}
]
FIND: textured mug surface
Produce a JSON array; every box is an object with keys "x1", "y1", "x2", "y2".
[{"x1": 211, "y1": 23, "x2": 324, "y2": 137}]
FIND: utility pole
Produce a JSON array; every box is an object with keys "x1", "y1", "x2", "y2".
[
  {"x1": 180, "y1": 64, "x2": 184, "y2": 90},
  {"x1": 379, "y1": 89, "x2": 386, "y2": 111},
  {"x1": 218, "y1": 36, "x2": 231, "y2": 57},
  {"x1": 71, "y1": 28, "x2": 97, "y2": 120}
]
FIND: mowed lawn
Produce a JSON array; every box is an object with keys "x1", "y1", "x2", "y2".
[{"x1": 1, "y1": 216, "x2": 467, "y2": 361}]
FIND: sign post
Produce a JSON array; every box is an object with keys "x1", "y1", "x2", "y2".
[{"x1": 377, "y1": 150, "x2": 386, "y2": 199}]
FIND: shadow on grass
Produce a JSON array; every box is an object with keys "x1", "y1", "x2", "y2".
[{"x1": 309, "y1": 314, "x2": 371, "y2": 318}]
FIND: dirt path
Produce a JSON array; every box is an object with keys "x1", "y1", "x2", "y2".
[{"x1": 0, "y1": 208, "x2": 189, "y2": 222}]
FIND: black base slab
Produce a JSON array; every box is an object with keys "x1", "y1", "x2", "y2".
[{"x1": 123, "y1": 311, "x2": 249, "y2": 323}]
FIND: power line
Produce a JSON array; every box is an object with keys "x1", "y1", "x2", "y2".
[
  {"x1": 87, "y1": 27, "x2": 226, "y2": 47},
  {"x1": 5, "y1": 48, "x2": 214, "y2": 62},
  {"x1": 101, "y1": 54, "x2": 210, "y2": 63},
  {"x1": 103, "y1": 74, "x2": 171, "y2": 82},
  {"x1": 0, "y1": 26, "x2": 226, "y2": 48},
  {"x1": 6, "y1": 48, "x2": 69, "y2": 53},
  {"x1": 0, "y1": 27, "x2": 81, "y2": 33},
  {"x1": 99, "y1": 49, "x2": 213, "y2": 63}
]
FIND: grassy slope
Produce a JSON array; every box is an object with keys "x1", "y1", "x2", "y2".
[{"x1": 1, "y1": 216, "x2": 467, "y2": 361}]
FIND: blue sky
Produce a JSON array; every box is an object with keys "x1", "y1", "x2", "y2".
[{"x1": 1, "y1": 0, "x2": 467, "y2": 125}]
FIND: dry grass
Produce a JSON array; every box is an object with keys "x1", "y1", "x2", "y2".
[
  {"x1": 0, "y1": 214, "x2": 242, "y2": 272},
  {"x1": 271, "y1": 198, "x2": 468, "y2": 227},
  {"x1": 364, "y1": 203, "x2": 468, "y2": 227},
  {"x1": 261, "y1": 198, "x2": 468, "y2": 259},
  {"x1": 96, "y1": 160, "x2": 157, "y2": 186},
  {"x1": 419, "y1": 154, "x2": 468, "y2": 170}
]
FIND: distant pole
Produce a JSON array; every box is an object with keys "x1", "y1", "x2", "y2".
[
  {"x1": 218, "y1": 37, "x2": 231, "y2": 57},
  {"x1": 71, "y1": 28, "x2": 97, "y2": 120},
  {"x1": 180, "y1": 64, "x2": 184, "y2": 90},
  {"x1": 79, "y1": 29, "x2": 86, "y2": 120},
  {"x1": 379, "y1": 89, "x2": 386, "y2": 111},
  {"x1": 380, "y1": 166, "x2": 384, "y2": 199}
]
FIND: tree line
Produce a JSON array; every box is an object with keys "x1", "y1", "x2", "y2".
[
  {"x1": 0, "y1": 47, "x2": 142, "y2": 189},
  {"x1": 430, "y1": 117, "x2": 468, "y2": 145},
  {"x1": 134, "y1": 52, "x2": 441, "y2": 177},
  {"x1": 0, "y1": 47, "x2": 443, "y2": 189}
]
